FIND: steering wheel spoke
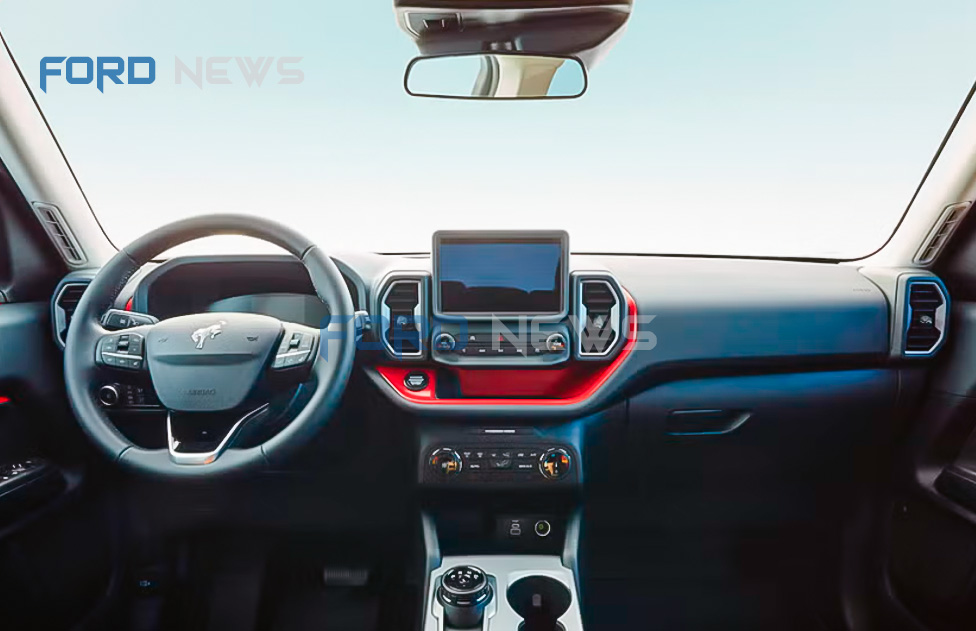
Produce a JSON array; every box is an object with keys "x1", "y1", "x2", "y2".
[{"x1": 166, "y1": 404, "x2": 271, "y2": 465}]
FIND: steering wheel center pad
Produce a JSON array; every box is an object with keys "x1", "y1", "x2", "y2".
[{"x1": 147, "y1": 313, "x2": 283, "y2": 412}]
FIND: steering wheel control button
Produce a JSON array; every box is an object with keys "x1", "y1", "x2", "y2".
[
  {"x1": 102, "y1": 309, "x2": 158, "y2": 331},
  {"x1": 98, "y1": 333, "x2": 145, "y2": 370},
  {"x1": 404, "y1": 371, "x2": 429, "y2": 391},
  {"x1": 97, "y1": 385, "x2": 120, "y2": 407},
  {"x1": 273, "y1": 329, "x2": 316, "y2": 370},
  {"x1": 429, "y1": 448, "x2": 462, "y2": 476},
  {"x1": 434, "y1": 332, "x2": 456, "y2": 352},
  {"x1": 540, "y1": 448, "x2": 572, "y2": 480}
]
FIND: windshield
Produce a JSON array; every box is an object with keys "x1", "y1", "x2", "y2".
[{"x1": 1, "y1": 1, "x2": 975, "y2": 258}]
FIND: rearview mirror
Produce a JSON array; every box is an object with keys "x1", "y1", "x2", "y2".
[{"x1": 404, "y1": 53, "x2": 587, "y2": 100}]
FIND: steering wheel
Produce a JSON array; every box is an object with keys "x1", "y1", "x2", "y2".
[{"x1": 63, "y1": 215, "x2": 356, "y2": 478}]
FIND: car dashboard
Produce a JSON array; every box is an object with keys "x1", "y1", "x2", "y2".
[
  {"x1": 50, "y1": 235, "x2": 947, "y2": 423},
  {"x1": 43, "y1": 231, "x2": 953, "y2": 631}
]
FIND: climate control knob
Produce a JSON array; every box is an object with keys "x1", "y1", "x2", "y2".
[
  {"x1": 539, "y1": 448, "x2": 571, "y2": 480},
  {"x1": 429, "y1": 448, "x2": 462, "y2": 477}
]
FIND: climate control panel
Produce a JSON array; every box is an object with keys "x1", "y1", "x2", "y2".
[
  {"x1": 430, "y1": 323, "x2": 572, "y2": 367},
  {"x1": 423, "y1": 444, "x2": 576, "y2": 486}
]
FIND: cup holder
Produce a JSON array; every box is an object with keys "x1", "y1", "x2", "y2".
[{"x1": 507, "y1": 576, "x2": 571, "y2": 631}]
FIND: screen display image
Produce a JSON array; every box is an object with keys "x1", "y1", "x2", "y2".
[{"x1": 437, "y1": 239, "x2": 564, "y2": 315}]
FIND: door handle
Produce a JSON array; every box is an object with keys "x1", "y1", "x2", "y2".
[{"x1": 665, "y1": 409, "x2": 752, "y2": 436}]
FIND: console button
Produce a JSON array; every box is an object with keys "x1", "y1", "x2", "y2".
[
  {"x1": 467, "y1": 460, "x2": 485, "y2": 471},
  {"x1": 546, "y1": 332, "x2": 567, "y2": 353},
  {"x1": 489, "y1": 458, "x2": 512, "y2": 470},
  {"x1": 404, "y1": 371, "x2": 429, "y2": 391},
  {"x1": 534, "y1": 520, "x2": 552, "y2": 537},
  {"x1": 515, "y1": 460, "x2": 535, "y2": 471},
  {"x1": 434, "y1": 332, "x2": 456, "y2": 353},
  {"x1": 506, "y1": 518, "x2": 524, "y2": 538}
]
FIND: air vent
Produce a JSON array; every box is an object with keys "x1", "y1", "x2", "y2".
[
  {"x1": 53, "y1": 282, "x2": 89, "y2": 347},
  {"x1": 915, "y1": 202, "x2": 972, "y2": 265},
  {"x1": 904, "y1": 280, "x2": 948, "y2": 356},
  {"x1": 32, "y1": 203, "x2": 86, "y2": 265},
  {"x1": 577, "y1": 278, "x2": 622, "y2": 357},
  {"x1": 381, "y1": 277, "x2": 425, "y2": 358}
]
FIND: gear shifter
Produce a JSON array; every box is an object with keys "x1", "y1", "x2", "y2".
[{"x1": 437, "y1": 565, "x2": 493, "y2": 628}]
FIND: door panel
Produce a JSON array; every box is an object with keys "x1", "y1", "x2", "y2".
[
  {"x1": 874, "y1": 301, "x2": 976, "y2": 629},
  {"x1": 0, "y1": 300, "x2": 117, "y2": 629}
]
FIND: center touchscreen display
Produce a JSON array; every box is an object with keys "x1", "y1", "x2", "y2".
[{"x1": 436, "y1": 234, "x2": 566, "y2": 316}]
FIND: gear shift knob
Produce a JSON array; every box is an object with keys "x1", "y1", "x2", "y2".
[{"x1": 437, "y1": 565, "x2": 493, "y2": 628}]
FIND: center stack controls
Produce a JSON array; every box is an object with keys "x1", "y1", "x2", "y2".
[{"x1": 424, "y1": 445, "x2": 575, "y2": 486}]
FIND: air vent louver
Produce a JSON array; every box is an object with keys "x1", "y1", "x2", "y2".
[
  {"x1": 915, "y1": 202, "x2": 972, "y2": 265},
  {"x1": 32, "y1": 203, "x2": 86, "y2": 265},
  {"x1": 381, "y1": 278, "x2": 424, "y2": 357},
  {"x1": 905, "y1": 281, "x2": 947, "y2": 355},
  {"x1": 54, "y1": 282, "x2": 89, "y2": 347},
  {"x1": 578, "y1": 278, "x2": 621, "y2": 357}
]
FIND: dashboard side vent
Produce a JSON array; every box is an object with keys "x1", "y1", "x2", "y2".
[
  {"x1": 381, "y1": 277, "x2": 425, "y2": 358},
  {"x1": 915, "y1": 201, "x2": 972, "y2": 265},
  {"x1": 904, "y1": 280, "x2": 948, "y2": 356},
  {"x1": 577, "y1": 277, "x2": 622, "y2": 357},
  {"x1": 53, "y1": 282, "x2": 89, "y2": 347},
  {"x1": 32, "y1": 202, "x2": 86, "y2": 265}
]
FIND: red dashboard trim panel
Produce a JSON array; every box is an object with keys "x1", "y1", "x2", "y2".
[{"x1": 374, "y1": 291, "x2": 637, "y2": 406}]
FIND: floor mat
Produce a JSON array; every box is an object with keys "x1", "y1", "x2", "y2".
[{"x1": 268, "y1": 586, "x2": 379, "y2": 631}]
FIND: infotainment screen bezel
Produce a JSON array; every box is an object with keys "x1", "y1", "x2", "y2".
[{"x1": 432, "y1": 230, "x2": 570, "y2": 321}]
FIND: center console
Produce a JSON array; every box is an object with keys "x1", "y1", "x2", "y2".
[
  {"x1": 380, "y1": 231, "x2": 604, "y2": 629},
  {"x1": 417, "y1": 422, "x2": 585, "y2": 631},
  {"x1": 425, "y1": 555, "x2": 584, "y2": 631}
]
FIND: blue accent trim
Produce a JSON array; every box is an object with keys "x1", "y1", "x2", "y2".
[{"x1": 904, "y1": 277, "x2": 950, "y2": 356}]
